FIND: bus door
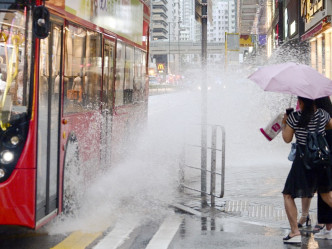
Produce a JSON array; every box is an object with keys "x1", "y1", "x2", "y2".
[
  {"x1": 101, "y1": 37, "x2": 115, "y2": 164},
  {"x1": 36, "y1": 19, "x2": 63, "y2": 223}
]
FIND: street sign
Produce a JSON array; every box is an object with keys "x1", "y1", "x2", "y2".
[
  {"x1": 195, "y1": 0, "x2": 202, "y2": 23},
  {"x1": 225, "y1": 33, "x2": 240, "y2": 51}
]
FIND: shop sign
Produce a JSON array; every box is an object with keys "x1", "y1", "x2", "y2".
[
  {"x1": 239, "y1": 35, "x2": 254, "y2": 47},
  {"x1": 157, "y1": 63, "x2": 165, "y2": 73},
  {"x1": 301, "y1": 0, "x2": 324, "y2": 23}
]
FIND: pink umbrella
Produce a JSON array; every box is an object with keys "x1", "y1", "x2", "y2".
[{"x1": 248, "y1": 62, "x2": 332, "y2": 99}]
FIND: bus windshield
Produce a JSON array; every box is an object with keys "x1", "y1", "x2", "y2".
[{"x1": 0, "y1": 9, "x2": 32, "y2": 130}]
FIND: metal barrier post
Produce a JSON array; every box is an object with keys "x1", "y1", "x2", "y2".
[
  {"x1": 179, "y1": 124, "x2": 225, "y2": 206},
  {"x1": 210, "y1": 126, "x2": 217, "y2": 207},
  {"x1": 179, "y1": 137, "x2": 185, "y2": 192},
  {"x1": 220, "y1": 126, "x2": 225, "y2": 198}
]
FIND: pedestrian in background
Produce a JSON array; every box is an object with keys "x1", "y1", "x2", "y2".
[
  {"x1": 281, "y1": 96, "x2": 332, "y2": 244},
  {"x1": 313, "y1": 96, "x2": 332, "y2": 239}
]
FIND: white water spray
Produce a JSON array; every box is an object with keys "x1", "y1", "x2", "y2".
[{"x1": 47, "y1": 62, "x2": 300, "y2": 234}]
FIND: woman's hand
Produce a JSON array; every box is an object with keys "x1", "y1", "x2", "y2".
[{"x1": 282, "y1": 113, "x2": 288, "y2": 125}]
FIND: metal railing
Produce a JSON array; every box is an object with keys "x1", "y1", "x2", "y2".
[
  {"x1": 149, "y1": 85, "x2": 180, "y2": 95},
  {"x1": 179, "y1": 124, "x2": 225, "y2": 207}
]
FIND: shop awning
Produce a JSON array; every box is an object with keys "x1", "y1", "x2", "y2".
[{"x1": 301, "y1": 22, "x2": 323, "y2": 41}]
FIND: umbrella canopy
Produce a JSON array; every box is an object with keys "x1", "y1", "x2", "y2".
[{"x1": 248, "y1": 62, "x2": 332, "y2": 99}]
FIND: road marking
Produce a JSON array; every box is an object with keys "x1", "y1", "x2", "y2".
[
  {"x1": 51, "y1": 231, "x2": 102, "y2": 249},
  {"x1": 145, "y1": 216, "x2": 182, "y2": 249},
  {"x1": 92, "y1": 218, "x2": 140, "y2": 249}
]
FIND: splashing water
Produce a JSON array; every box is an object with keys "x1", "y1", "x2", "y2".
[{"x1": 47, "y1": 63, "x2": 300, "y2": 234}]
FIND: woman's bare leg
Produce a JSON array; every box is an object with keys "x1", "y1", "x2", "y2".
[
  {"x1": 298, "y1": 197, "x2": 311, "y2": 225},
  {"x1": 284, "y1": 194, "x2": 301, "y2": 236}
]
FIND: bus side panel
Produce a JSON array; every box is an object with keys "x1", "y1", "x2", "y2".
[
  {"x1": 111, "y1": 102, "x2": 148, "y2": 164},
  {"x1": 61, "y1": 111, "x2": 102, "y2": 178},
  {"x1": 15, "y1": 120, "x2": 38, "y2": 170},
  {"x1": 0, "y1": 169, "x2": 35, "y2": 228}
]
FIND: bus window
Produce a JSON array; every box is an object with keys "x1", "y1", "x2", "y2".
[
  {"x1": 84, "y1": 30, "x2": 102, "y2": 108},
  {"x1": 64, "y1": 24, "x2": 86, "y2": 113},
  {"x1": 115, "y1": 42, "x2": 125, "y2": 106},
  {"x1": 103, "y1": 39, "x2": 115, "y2": 110},
  {"x1": 0, "y1": 10, "x2": 32, "y2": 128},
  {"x1": 142, "y1": 51, "x2": 147, "y2": 99},
  {"x1": 124, "y1": 45, "x2": 134, "y2": 104}
]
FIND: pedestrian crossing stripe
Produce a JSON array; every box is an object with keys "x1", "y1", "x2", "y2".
[
  {"x1": 145, "y1": 216, "x2": 182, "y2": 249},
  {"x1": 50, "y1": 231, "x2": 102, "y2": 249},
  {"x1": 92, "y1": 219, "x2": 140, "y2": 249}
]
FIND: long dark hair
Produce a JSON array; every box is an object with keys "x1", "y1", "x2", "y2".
[
  {"x1": 315, "y1": 97, "x2": 332, "y2": 116},
  {"x1": 298, "y1": 96, "x2": 315, "y2": 128}
]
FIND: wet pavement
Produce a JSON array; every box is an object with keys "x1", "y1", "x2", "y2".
[
  {"x1": 174, "y1": 162, "x2": 330, "y2": 248},
  {"x1": 172, "y1": 214, "x2": 332, "y2": 249}
]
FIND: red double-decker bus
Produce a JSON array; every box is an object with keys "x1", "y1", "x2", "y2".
[{"x1": 0, "y1": 0, "x2": 150, "y2": 229}]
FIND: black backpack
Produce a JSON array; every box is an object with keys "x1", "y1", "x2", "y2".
[{"x1": 300, "y1": 112, "x2": 331, "y2": 170}]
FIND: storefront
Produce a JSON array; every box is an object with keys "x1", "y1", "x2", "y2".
[{"x1": 301, "y1": 0, "x2": 332, "y2": 78}]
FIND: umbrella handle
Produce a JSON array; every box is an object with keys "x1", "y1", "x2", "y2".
[{"x1": 288, "y1": 95, "x2": 294, "y2": 107}]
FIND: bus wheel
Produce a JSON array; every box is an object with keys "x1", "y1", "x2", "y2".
[{"x1": 63, "y1": 133, "x2": 82, "y2": 216}]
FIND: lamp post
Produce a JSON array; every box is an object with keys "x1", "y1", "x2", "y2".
[
  {"x1": 201, "y1": 0, "x2": 208, "y2": 208},
  {"x1": 168, "y1": 22, "x2": 171, "y2": 76}
]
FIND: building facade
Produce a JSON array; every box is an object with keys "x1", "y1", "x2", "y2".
[
  {"x1": 149, "y1": 0, "x2": 236, "y2": 76},
  {"x1": 262, "y1": 0, "x2": 331, "y2": 79},
  {"x1": 151, "y1": 0, "x2": 168, "y2": 40}
]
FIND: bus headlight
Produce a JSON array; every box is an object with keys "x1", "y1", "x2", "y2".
[
  {"x1": 10, "y1": 136, "x2": 20, "y2": 146},
  {"x1": 0, "y1": 168, "x2": 5, "y2": 178},
  {"x1": 1, "y1": 150, "x2": 14, "y2": 164}
]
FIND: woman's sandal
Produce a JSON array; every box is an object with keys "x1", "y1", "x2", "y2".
[
  {"x1": 313, "y1": 224, "x2": 325, "y2": 233},
  {"x1": 297, "y1": 214, "x2": 311, "y2": 228},
  {"x1": 283, "y1": 234, "x2": 301, "y2": 244}
]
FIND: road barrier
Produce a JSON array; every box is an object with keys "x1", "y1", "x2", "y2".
[
  {"x1": 149, "y1": 84, "x2": 180, "y2": 95},
  {"x1": 179, "y1": 124, "x2": 225, "y2": 207}
]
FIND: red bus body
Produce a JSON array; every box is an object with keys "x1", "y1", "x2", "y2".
[{"x1": 0, "y1": 0, "x2": 150, "y2": 229}]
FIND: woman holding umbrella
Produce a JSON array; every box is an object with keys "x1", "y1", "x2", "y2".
[
  {"x1": 248, "y1": 62, "x2": 332, "y2": 243},
  {"x1": 281, "y1": 96, "x2": 332, "y2": 243}
]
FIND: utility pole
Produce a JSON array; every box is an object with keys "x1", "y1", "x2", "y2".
[
  {"x1": 201, "y1": 0, "x2": 208, "y2": 208},
  {"x1": 168, "y1": 22, "x2": 171, "y2": 76},
  {"x1": 195, "y1": 0, "x2": 208, "y2": 208}
]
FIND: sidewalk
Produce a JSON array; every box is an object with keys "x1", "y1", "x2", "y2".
[
  {"x1": 175, "y1": 162, "x2": 332, "y2": 248},
  {"x1": 172, "y1": 203, "x2": 332, "y2": 249}
]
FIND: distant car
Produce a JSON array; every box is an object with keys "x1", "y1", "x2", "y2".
[
  {"x1": 191, "y1": 82, "x2": 214, "y2": 91},
  {"x1": 149, "y1": 76, "x2": 159, "y2": 85}
]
